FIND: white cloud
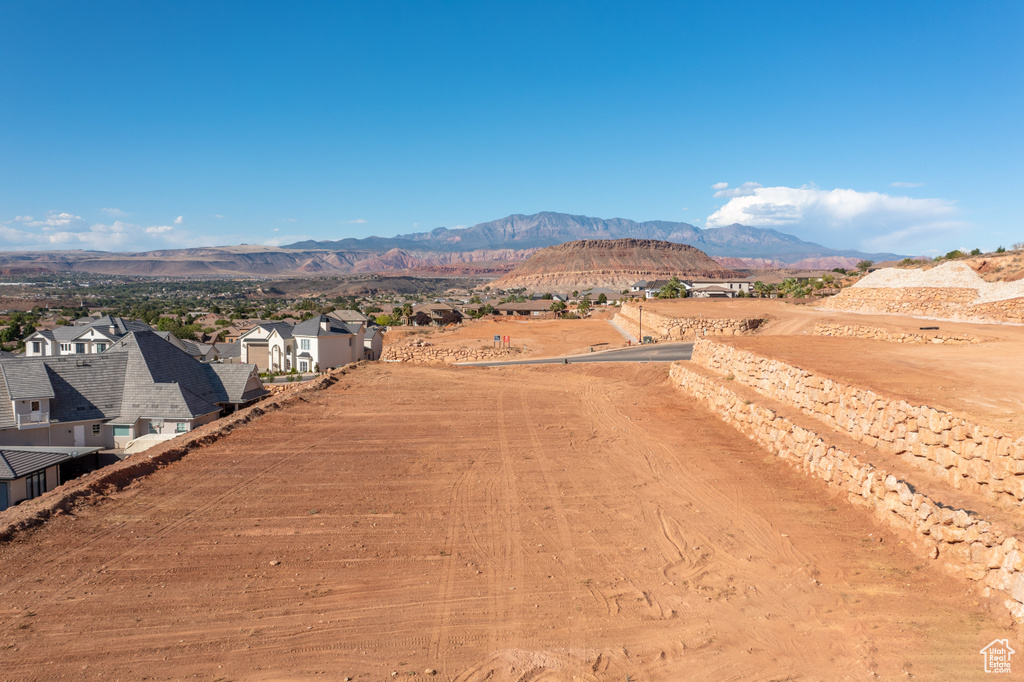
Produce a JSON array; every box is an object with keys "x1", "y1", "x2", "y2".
[
  {"x1": 891, "y1": 181, "x2": 925, "y2": 188},
  {"x1": 712, "y1": 181, "x2": 763, "y2": 198},
  {"x1": 27, "y1": 212, "x2": 86, "y2": 230},
  {"x1": 706, "y1": 185, "x2": 966, "y2": 252},
  {"x1": 101, "y1": 207, "x2": 128, "y2": 217},
  {"x1": 173, "y1": 215, "x2": 184, "y2": 225},
  {"x1": 345, "y1": 218, "x2": 367, "y2": 224},
  {"x1": 0, "y1": 210, "x2": 211, "y2": 251},
  {"x1": 213, "y1": 214, "x2": 225, "y2": 218},
  {"x1": 14, "y1": 215, "x2": 34, "y2": 222}
]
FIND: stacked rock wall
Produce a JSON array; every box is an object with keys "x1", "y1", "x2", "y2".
[
  {"x1": 381, "y1": 342, "x2": 520, "y2": 364},
  {"x1": 691, "y1": 338, "x2": 1024, "y2": 509},
  {"x1": 813, "y1": 322, "x2": 981, "y2": 345},
  {"x1": 669, "y1": 363, "x2": 1024, "y2": 622},
  {"x1": 614, "y1": 303, "x2": 764, "y2": 341},
  {"x1": 822, "y1": 287, "x2": 1024, "y2": 324}
]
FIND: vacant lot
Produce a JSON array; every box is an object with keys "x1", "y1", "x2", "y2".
[
  {"x1": 384, "y1": 309, "x2": 629, "y2": 358},
  {"x1": 0, "y1": 363, "x2": 1007, "y2": 680}
]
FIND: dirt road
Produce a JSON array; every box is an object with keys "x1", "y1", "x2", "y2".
[{"x1": 0, "y1": 364, "x2": 1008, "y2": 680}]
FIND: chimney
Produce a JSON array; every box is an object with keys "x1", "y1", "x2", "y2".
[
  {"x1": 320, "y1": 317, "x2": 329, "y2": 332},
  {"x1": 110, "y1": 325, "x2": 117, "y2": 335}
]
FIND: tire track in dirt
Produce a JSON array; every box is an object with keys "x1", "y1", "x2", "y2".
[{"x1": 0, "y1": 420, "x2": 340, "y2": 631}]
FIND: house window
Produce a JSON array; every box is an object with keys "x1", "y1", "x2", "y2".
[
  {"x1": 60, "y1": 343, "x2": 71, "y2": 353},
  {"x1": 26, "y1": 471, "x2": 46, "y2": 500},
  {"x1": 176, "y1": 422, "x2": 187, "y2": 433},
  {"x1": 32, "y1": 341, "x2": 41, "y2": 354},
  {"x1": 300, "y1": 338, "x2": 310, "y2": 351},
  {"x1": 113, "y1": 425, "x2": 131, "y2": 437},
  {"x1": 75, "y1": 343, "x2": 86, "y2": 354},
  {"x1": 96, "y1": 343, "x2": 106, "y2": 352},
  {"x1": 148, "y1": 422, "x2": 158, "y2": 434},
  {"x1": 299, "y1": 360, "x2": 308, "y2": 372},
  {"x1": 30, "y1": 401, "x2": 39, "y2": 412},
  {"x1": 92, "y1": 424, "x2": 101, "y2": 436},
  {"x1": 0, "y1": 482, "x2": 7, "y2": 511}
]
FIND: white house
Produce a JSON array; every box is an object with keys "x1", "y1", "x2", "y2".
[
  {"x1": 24, "y1": 316, "x2": 152, "y2": 358},
  {"x1": 239, "y1": 316, "x2": 365, "y2": 373}
]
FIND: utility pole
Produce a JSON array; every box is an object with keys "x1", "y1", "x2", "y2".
[{"x1": 638, "y1": 305, "x2": 643, "y2": 345}]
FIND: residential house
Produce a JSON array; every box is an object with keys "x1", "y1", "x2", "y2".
[
  {"x1": 364, "y1": 326, "x2": 384, "y2": 361},
  {"x1": 494, "y1": 300, "x2": 558, "y2": 318},
  {"x1": 687, "y1": 280, "x2": 752, "y2": 298},
  {"x1": 24, "y1": 315, "x2": 152, "y2": 358},
  {"x1": 0, "y1": 331, "x2": 267, "y2": 509},
  {"x1": 239, "y1": 316, "x2": 365, "y2": 372},
  {"x1": 411, "y1": 303, "x2": 462, "y2": 326},
  {"x1": 1, "y1": 446, "x2": 104, "y2": 511}
]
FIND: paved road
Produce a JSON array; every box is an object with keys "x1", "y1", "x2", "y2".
[{"x1": 457, "y1": 342, "x2": 693, "y2": 367}]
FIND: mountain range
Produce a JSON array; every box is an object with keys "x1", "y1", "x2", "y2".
[
  {"x1": 286, "y1": 211, "x2": 900, "y2": 266},
  {"x1": 0, "y1": 212, "x2": 899, "y2": 278}
]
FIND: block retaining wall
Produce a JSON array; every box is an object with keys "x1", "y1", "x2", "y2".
[
  {"x1": 614, "y1": 303, "x2": 764, "y2": 341},
  {"x1": 812, "y1": 322, "x2": 981, "y2": 345},
  {"x1": 691, "y1": 338, "x2": 1024, "y2": 510},
  {"x1": 669, "y1": 363, "x2": 1024, "y2": 623},
  {"x1": 381, "y1": 343, "x2": 520, "y2": 364}
]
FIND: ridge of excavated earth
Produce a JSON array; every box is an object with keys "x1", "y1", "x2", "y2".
[{"x1": 0, "y1": 361, "x2": 1009, "y2": 680}]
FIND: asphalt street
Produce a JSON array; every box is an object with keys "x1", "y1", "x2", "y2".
[{"x1": 457, "y1": 342, "x2": 694, "y2": 367}]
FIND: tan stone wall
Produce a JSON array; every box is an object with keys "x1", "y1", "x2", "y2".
[
  {"x1": 614, "y1": 303, "x2": 764, "y2": 341},
  {"x1": 381, "y1": 342, "x2": 520, "y2": 364},
  {"x1": 691, "y1": 338, "x2": 1024, "y2": 509},
  {"x1": 822, "y1": 286, "x2": 1024, "y2": 324},
  {"x1": 813, "y1": 322, "x2": 981, "y2": 345},
  {"x1": 669, "y1": 363, "x2": 1024, "y2": 623}
]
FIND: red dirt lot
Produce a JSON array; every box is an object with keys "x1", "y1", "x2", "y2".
[
  {"x1": 0, "y1": 364, "x2": 1009, "y2": 680},
  {"x1": 384, "y1": 309, "x2": 629, "y2": 358}
]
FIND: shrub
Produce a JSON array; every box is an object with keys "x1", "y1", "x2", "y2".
[
  {"x1": 997, "y1": 246, "x2": 1006, "y2": 253},
  {"x1": 970, "y1": 248, "x2": 982, "y2": 256}
]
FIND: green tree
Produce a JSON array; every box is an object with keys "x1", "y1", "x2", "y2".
[
  {"x1": 856, "y1": 260, "x2": 873, "y2": 272},
  {"x1": 550, "y1": 300, "x2": 567, "y2": 314},
  {"x1": 597, "y1": 293, "x2": 607, "y2": 304},
  {"x1": 577, "y1": 295, "x2": 591, "y2": 315},
  {"x1": 658, "y1": 276, "x2": 683, "y2": 299}
]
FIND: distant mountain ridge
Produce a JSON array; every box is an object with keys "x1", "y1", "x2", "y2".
[{"x1": 286, "y1": 211, "x2": 900, "y2": 264}]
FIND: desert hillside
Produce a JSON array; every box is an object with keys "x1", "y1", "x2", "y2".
[{"x1": 493, "y1": 238, "x2": 738, "y2": 291}]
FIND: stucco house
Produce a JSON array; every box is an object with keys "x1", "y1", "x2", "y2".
[
  {"x1": 239, "y1": 316, "x2": 365, "y2": 372},
  {"x1": 24, "y1": 315, "x2": 153, "y2": 357}
]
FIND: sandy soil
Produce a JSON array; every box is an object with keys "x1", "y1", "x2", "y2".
[
  {"x1": 384, "y1": 309, "x2": 630, "y2": 358},
  {"x1": 0, "y1": 363, "x2": 1008, "y2": 680}
]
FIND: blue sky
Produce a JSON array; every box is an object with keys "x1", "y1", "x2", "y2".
[{"x1": 1, "y1": 1, "x2": 1021, "y2": 255}]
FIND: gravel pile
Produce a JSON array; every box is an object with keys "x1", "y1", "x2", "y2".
[{"x1": 854, "y1": 261, "x2": 1024, "y2": 304}]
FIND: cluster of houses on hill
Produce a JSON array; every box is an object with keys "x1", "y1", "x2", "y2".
[{"x1": 1, "y1": 309, "x2": 383, "y2": 513}]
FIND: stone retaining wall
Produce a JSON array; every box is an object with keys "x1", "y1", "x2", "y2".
[
  {"x1": 691, "y1": 338, "x2": 1024, "y2": 509},
  {"x1": 381, "y1": 342, "x2": 520, "y2": 364},
  {"x1": 822, "y1": 286, "x2": 1024, "y2": 324},
  {"x1": 614, "y1": 302, "x2": 764, "y2": 341},
  {"x1": 813, "y1": 322, "x2": 981, "y2": 345},
  {"x1": 670, "y1": 363, "x2": 1024, "y2": 623}
]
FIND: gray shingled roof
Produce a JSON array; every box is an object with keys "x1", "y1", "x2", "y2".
[
  {"x1": 0, "y1": 331, "x2": 266, "y2": 430},
  {"x1": 1, "y1": 361, "x2": 55, "y2": 400},
  {"x1": 292, "y1": 315, "x2": 355, "y2": 337},
  {"x1": 0, "y1": 446, "x2": 102, "y2": 480},
  {"x1": 41, "y1": 353, "x2": 127, "y2": 424},
  {"x1": 108, "y1": 331, "x2": 267, "y2": 424}
]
